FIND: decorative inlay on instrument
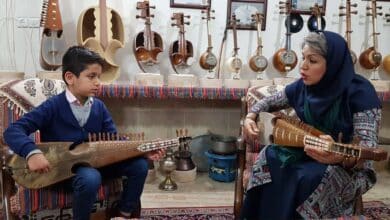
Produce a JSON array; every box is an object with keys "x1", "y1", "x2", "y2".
[
  {"x1": 134, "y1": 0, "x2": 163, "y2": 73},
  {"x1": 39, "y1": 0, "x2": 66, "y2": 71},
  {"x1": 248, "y1": 12, "x2": 268, "y2": 78},
  {"x1": 77, "y1": 0, "x2": 124, "y2": 83},
  {"x1": 339, "y1": 0, "x2": 358, "y2": 64},
  {"x1": 169, "y1": 13, "x2": 194, "y2": 74},
  {"x1": 273, "y1": 1, "x2": 298, "y2": 73},
  {"x1": 199, "y1": 5, "x2": 218, "y2": 77},
  {"x1": 225, "y1": 14, "x2": 242, "y2": 79},
  {"x1": 307, "y1": 3, "x2": 326, "y2": 32},
  {"x1": 6, "y1": 134, "x2": 190, "y2": 189},
  {"x1": 359, "y1": 0, "x2": 382, "y2": 70},
  {"x1": 257, "y1": 112, "x2": 388, "y2": 161}
]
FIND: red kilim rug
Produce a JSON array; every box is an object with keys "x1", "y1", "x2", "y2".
[{"x1": 140, "y1": 206, "x2": 234, "y2": 220}]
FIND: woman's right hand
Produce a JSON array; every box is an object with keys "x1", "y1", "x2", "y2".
[
  {"x1": 27, "y1": 153, "x2": 50, "y2": 173},
  {"x1": 244, "y1": 113, "x2": 260, "y2": 138}
]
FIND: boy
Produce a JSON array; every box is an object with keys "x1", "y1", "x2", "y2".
[{"x1": 4, "y1": 46, "x2": 164, "y2": 219}]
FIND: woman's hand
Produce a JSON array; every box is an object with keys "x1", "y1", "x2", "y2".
[
  {"x1": 304, "y1": 135, "x2": 344, "y2": 164},
  {"x1": 244, "y1": 113, "x2": 260, "y2": 139},
  {"x1": 145, "y1": 149, "x2": 166, "y2": 161},
  {"x1": 27, "y1": 153, "x2": 51, "y2": 173}
]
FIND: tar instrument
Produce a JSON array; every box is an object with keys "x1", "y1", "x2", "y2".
[
  {"x1": 339, "y1": 0, "x2": 358, "y2": 64},
  {"x1": 307, "y1": 3, "x2": 326, "y2": 32},
  {"x1": 169, "y1": 13, "x2": 194, "y2": 73},
  {"x1": 77, "y1": 0, "x2": 124, "y2": 83},
  {"x1": 199, "y1": 5, "x2": 218, "y2": 73},
  {"x1": 383, "y1": 55, "x2": 390, "y2": 74},
  {"x1": 249, "y1": 13, "x2": 268, "y2": 75},
  {"x1": 257, "y1": 112, "x2": 388, "y2": 161},
  {"x1": 225, "y1": 14, "x2": 242, "y2": 79},
  {"x1": 39, "y1": 0, "x2": 66, "y2": 71},
  {"x1": 134, "y1": 0, "x2": 163, "y2": 71},
  {"x1": 273, "y1": 1, "x2": 298, "y2": 73},
  {"x1": 6, "y1": 134, "x2": 190, "y2": 189},
  {"x1": 359, "y1": 0, "x2": 382, "y2": 70}
]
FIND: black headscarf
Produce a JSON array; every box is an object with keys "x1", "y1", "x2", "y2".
[{"x1": 285, "y1": 31, "x2": 381, "y2": 142}]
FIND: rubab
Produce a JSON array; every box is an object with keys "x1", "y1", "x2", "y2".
[
  {"x1": 39, "y1": 0, "x2": 66, "y2": 71},
  {"x1": 77, "y1": 0, "x2": 124, "y2": 83},
  {"x1": 169, "y1": 13, "x2": 194, "y2": 74},
  {"x1": 339, "y1": 0, "x2": 358, "y2": 64},
  {"x1": 248, "y1": 12, "x2": 268, "y2": 79},
  {"x1": 134, "y1": 0, "x2": 163, "y2": 72},
  {"x1": 199, "y1": 5, "x2": 218, "y2": 78},
  {"x1": 273, "y1": 1, "x2": 298, "y2": 73},
  {"x1": 225, "y1": 14, "x2": 242, "y2": 79},
  {"x1": 7, "y1": 134, "x2": 191, "y2": 189},
  {"x1": 257, "y1": 112, "x2": 388, "y2": 161},
  {"x1": 359, "y1": 0, "x2": 382, "y2": 70}
]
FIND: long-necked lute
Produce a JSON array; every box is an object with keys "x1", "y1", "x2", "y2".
[
  {"x1": 339, "y1": 0, "x2": 358, "y2": 64},
  {"x1": 7, "y1": 137, "x2": 188, "y2": 189},
  {"x1": 257, "y1": 112, "x2": 388, "y2": 161}
]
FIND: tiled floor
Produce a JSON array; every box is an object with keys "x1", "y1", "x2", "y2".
[{"x1": 142, "y1": 159, "x2": 390, "y2": 208}]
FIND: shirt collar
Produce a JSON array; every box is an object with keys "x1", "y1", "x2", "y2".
[{"x1": 65, "y1": 89, "x2": 93, "y2": 107}]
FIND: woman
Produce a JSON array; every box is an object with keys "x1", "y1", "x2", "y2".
[{"x1": 241, "y1": 31, "x2": 381, "y2": 219}]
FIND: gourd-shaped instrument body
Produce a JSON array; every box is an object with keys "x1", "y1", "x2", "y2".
[
  {"x1": 77, "y1": 0, "x2": 124, "y2": 83},
  {"x1": 359, "y1": 0, "x2": 382, "y2": 70},
  {"x1": 307, "y1": 3, "x2": 326, "y2": 32},
  {"x1": 40, "y1": 0, "x2": 66, "y2": 70},
  {"x1": 225, "y1": 14, "x2": 242, "y2": 77},
  {"x1": 169, "y1": 13, "x2": 194, "y2": 72},
  {"x1": 199, "y1": 7, "x2": 218, "y2": 71},
  {"x1": 134, "y1": 1, "x2": 163, "y2": 71},
  {"x1": 249, "y1": 13, "x2": 268, "y2": 73},
  {"x1": 273, "y1": 1, "x2": 298, "y2": 73},
  {"x1": 339, "y1": 0, "x2": 358, "y2": 64}
]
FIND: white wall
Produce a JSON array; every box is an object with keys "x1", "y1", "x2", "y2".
[{"x1": 0, "y1": 0, "x2": 389, "y2": 81}]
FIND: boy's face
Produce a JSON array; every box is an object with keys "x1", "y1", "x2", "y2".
[{"x1": 65, "y1": 63, "x2": 102, "y2": 101}]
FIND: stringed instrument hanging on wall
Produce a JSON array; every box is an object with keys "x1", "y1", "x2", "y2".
[
  {"x1": 248, "y1": 12, "x2": 268, "y2": 78},
  {"x1": 77, "y1": 0, "x2": 124, "y2": 83},
  {"x1": 39, "y1": 0, "x2": 66, "y2": 71},
  {"x1": 359, "y1": 0, "x2": 382, "y2": 70},
  {"x1": 339, "y1": 0, "x2": 358, "y2": 64},
  {"x1": 307, "y1": 3, "x2": 326, "y2": 32},
  {"x1": 169, "y1": 13, "x2": 194, "y2": 74},
  {"x1": 273, "y1": 1, "x2": 297, "y2": 73},
  {"x1": 199, "y1": 4, "x2": 218, "y2": 78},
  {"x1": 224, "y1": 14, "x2": 242, "y2": 79},
  {"x1": 134, "y1": 0, "x2": 163, "y2": 73}
]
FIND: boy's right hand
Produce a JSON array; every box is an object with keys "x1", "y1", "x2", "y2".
[
  {"x1": 244, "y1": 117, "x2": 260, "y2": 138},
  {"x1": 27, "y1": 153, "x2": 50, "y2": 173}
]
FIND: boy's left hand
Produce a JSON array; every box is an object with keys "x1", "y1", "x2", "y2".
[
  {"x1": 146, "y1": 149, "x2": 165, "y2": 161},
  {"x1": 304, "y1": 135, "x2": 344, "y2": 164}
]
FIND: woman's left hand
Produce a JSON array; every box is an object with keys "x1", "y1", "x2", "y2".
[
  {"x1": 304, "y1": 135, "x2": 344, "y2": 164},
  {"x1": 146, "y1": 149, "x2": 166, "y2": 161}
]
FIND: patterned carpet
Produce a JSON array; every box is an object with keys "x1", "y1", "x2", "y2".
[{"x1": 1, "y1": 201, "x2": 389, "y2": 219}]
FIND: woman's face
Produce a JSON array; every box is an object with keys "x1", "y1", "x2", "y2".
[{"x1": 299, "y1": 45, "x2": 327, "y2": 85}]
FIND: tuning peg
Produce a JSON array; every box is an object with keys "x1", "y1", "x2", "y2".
[
  {"x1": 386, "y1": 13, "x2": 390, "y2": 17},
  {"x1": 366, "y1": 6, "x2": 372, "y2": 10},
  {"x1": 351, "y1": 3, "x2": 358, "y2": 7},
  {"x1": 201, "y1": 10, "x2": 206, "y2": 13},
  {"x1": 201, "y1": 17, "x2": 206, "y2": 19},
  {"x1": 339, "y1": 5, "x2": 345, "y2": 10},
  {"x1": 171, "y1": 23, "x2": 177, "y2": 27},
  {"x1": 150, "y1": 5, "x2": 156, "y2": 9},
  {"x1": 279, "y1": 6, "x2": 286, "y2": 9},
  {"x1": 377, "y1": 12, "x2": 383, "y2": 16},
  {"x1": 367, "y1": 13, "x2": 372, "y2": 16},
  {"x1": 185, "y1": 15, "x2": 191, "y2": 18},
  {"x1": 351, "y1": 11, "x2": 358, "y2": 15},
  {"x1": 171, "y1": 16, "x2": 175, "y2": 20},
  {"x1": 339, "y1": 13, "x2": 346, "y2": 16},
  {"x1": 185, "y1": 22, "x2": 190, "y2": 25},
  {"x1": 150, "y1": 14, "x2": 155, "y2": 18},
  {"x1": 211, "y1": 10, "x2": 215, "y2": 13},
  {"x1": 377, "y1": 6, "x2": 382, "y2": 10},
  {"x1": 136, "y1": 15, "x2": 143, "y2": 19},
  {"x1": 211, "y1": 16, "x2": 215, "y2": 19}
]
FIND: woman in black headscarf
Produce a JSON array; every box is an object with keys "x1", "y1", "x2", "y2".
[{"x1": 241, "y1": 31, "x2": 382, "y2": 219}]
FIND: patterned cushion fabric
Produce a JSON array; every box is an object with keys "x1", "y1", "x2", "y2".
[
  {"x1": 0, "y1": 78, "x2": 122, "y2": 216},
  {"x1": 243, "y1": 85, "x2": 295, "y2": 189}
]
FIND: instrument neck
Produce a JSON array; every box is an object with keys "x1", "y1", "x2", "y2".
[
  {"x1": 256, "y1": 21, "x2": 263, "y2": 55},
  {"x1": 371, "y1": 0, "x2": 378, "y2": 51},
  {"x1": 179, "y1": 25, "x2": 187, "y2": 56},
  {"x1": 285, "y1": 14, "x2": 291, "y2": 51},
  {"x1": 99, "y1": 0, "x2": 108, "y2": 49},
  {"x1": 346, "y1": 0, "x2": 352, "y2": 49},
  {"x1": 144, "y1": 18, "x2": 153, "y2": 50},
  {"x1": 44, "y1": 0, "x2": 63, "y2": 31},
  {"x1": 206, "y1": 19, "x2": 213, "y2": 51},
  {"x1": 232, "y1": 25, "x2": 239, "y2": 56}
]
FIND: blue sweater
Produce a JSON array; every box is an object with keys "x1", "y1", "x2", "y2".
[{"x1": 4, "y1": 92, "x2": 116, "y2": 158}]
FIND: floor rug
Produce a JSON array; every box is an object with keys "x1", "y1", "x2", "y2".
[
  {"x1": 140, "y1": 206, "x2": 234, "y2": 220},
  {"x1": 363, "y1": 201, "x2": 390, "y2": 220}
]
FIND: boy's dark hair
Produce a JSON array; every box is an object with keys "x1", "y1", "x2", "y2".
[{"x1": 62, "y1": 46, "x2": 104, "y2": 84}]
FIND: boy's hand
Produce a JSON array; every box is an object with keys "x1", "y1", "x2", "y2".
[
  {"x1": 27, "y1": 153, "x2": 51, "y2": 173},
  {"x1": 145, "y1": 149, "x2": 165, "y2": 161}
]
